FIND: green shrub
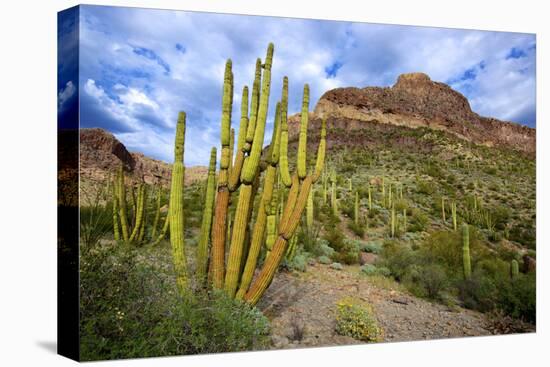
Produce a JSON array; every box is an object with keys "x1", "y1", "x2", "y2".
[
  {"x1": 404, "y1": 263, "x2": 449, "y2": 300},
  {"x1": 288, "y1": 253, "x2": 309, "y2": 272},
  {"x1": 335, "y1": 297, "x2": 382, "y2": 342},
  {"x1": 348, "y1": 220, "x2": 365, "y2": 237},
  {"x1": 316, "y1": 239, "x2": 336, "y2": 258},
  {"x1": 333, "y1": 238, "x2": 361, "y2": 265},
  {"x1": 379, "y1": 241, "x2": 414, "y2": 280},
  {"x1": 331, "y1": 262, "x2": 344, "y2": 270},
  {"x1": 80, "y1": 243, "x2": 270, "y2": 360},
  {"x1": 408, "y1": 208, "x2": 428, "y2": 232},
  {"x1": 361, "y1": 240, "x2": 382, "y2": 254},
  {"x1": 318, "y1": 255, "x2": 331, "y2": 264},
  {"x1": 361, "y1": 264, "x2": 391, "y2": 277}
]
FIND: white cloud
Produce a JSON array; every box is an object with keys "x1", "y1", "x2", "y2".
[{"x1": 58, "y1": 80, "x2": 75, "y2": 110}]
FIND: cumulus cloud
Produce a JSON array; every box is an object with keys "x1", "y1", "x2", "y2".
[
  {"x1": 77, "y1": 5, "x2": 536, "y2": 165},
  {"x1": 58, "y1": 80, "x2": 76, "y2": 111}
]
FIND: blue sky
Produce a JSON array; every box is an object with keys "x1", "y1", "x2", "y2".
[{"x1": 58, "y1": 5, "x2": 536, "y2": 165}]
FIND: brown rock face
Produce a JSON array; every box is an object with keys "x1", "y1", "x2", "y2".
[
  {"x1": 79, "y1": 128, "x2": 206, "y2": 187},
  {"x1": 309, "y1": 73, "x2": 535, "y2": 155}
]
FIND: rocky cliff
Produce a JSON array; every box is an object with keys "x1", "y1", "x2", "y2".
[
  {"x1": 290, "y1": 73, "x2": 535, "y2": 156},
  {"x1": 79, "y1": 128, "x2": 207, "y2": 187}
]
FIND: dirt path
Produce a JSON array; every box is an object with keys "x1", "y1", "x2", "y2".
[{"x1": 258, "y1": 262, "x2": 492, "y2": 349}]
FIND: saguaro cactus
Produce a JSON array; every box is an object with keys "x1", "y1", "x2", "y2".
[
  {"x1": 197, "y1": 147, "x2": 217, "y2": 283},
  {"x1": 354, "y1": 191, "x2": 359, "y2": 225},
  {"x1": 151, "y1": 186, "x2": 162, "y2": 239},
  {"x1": 462, "y1": 223, "x2": 472, "y2": 280},
  {"x1": 511, "y1": 259, "x2": 519, "y2": 279},
  {"x1": 170, "y1": 112, "x2": 188, "y2": 292}
]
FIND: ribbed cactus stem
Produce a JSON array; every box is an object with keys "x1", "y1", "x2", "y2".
[
  {"x1": 228, "y1": 86, "x2": 249, "y2": 191},
  {"x1": 403, "y1": 209, "x2": 407, "y2": 232},
  {"x1": 279, "y1": 76, "x2": 291, "y2": 187},
  {"x1": 197, "y1": 147, "x2": 217, "y2": 283},
  {"x1": 297, "y1": 84, "x2": 309, "y2": 180},
  {"x1": 462, "y1": 224, "x2": 472, "y2": 280},
  {"x1": 116, "y1": 166, "x2": 129, "y2": 242},
  {"x1": 137, "y1": 186, "x2": 148, "y2": 242},
  {"x1": 244, "y1": 59, "x2": 262, "y2": 152},
  {"x1": 151, "y1": 187, "x2": 161, "y2": 239},
  {"x1": 210, "y1": 59, "x2": 234, "y2": 288},
  {"x1": 354, "y1": 191, "x2": 359, "y2": 225},
  {"x1": 111, "y1": 180, "x2": 120, "y2": 241},
  {"x1": 349, "y1": 178, "x2": 352, "y2": 191},
  {"x1": 285, "y1": 235, "x2": 298, "y2": 261},
  {"x1": 381, "y1": 176, "x2": 385, "y2": 206},
  {"x1": 442, "y1": 197, "x2": 446, "y2": 222},
  {"x1": 368, "y1": 184, "x2": 372, "y2": 210},
  {"x1": 241, "y1": 44, "x2": 273, "y2": 184},
  {"x1": 388, "y1": 182, "x2": 393, "y2": 209},
  {"x1": 451, "y1": 202, "x2": 457, "y2": 231},
  {"x1": 511, "y1": 259, "x2": 519, "y2": 279},
  {"x1": 391, "y1": 204, "x2": 395, "y2": 238},
  {"x1": 150, "y1": 208, "x2": 169, "y2": 246},
  {"x1": 331, "y1": 180, "x2": 337, "y2": 216},
  {"x1": 306, "y1": 189, "x2": 314, "y2": 230},
  {"x1": 312, "y1": 119, "x2": 326, "y2": 182},
  {"x1": 170, "y1": 111, "x2": 188, "y2": 292},
  {"x1": 129, "y1": 183, "x2": 145, "y2": 242}
]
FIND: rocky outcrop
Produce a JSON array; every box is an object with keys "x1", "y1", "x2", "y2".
[
  {"x1": 79, "y1": 128, "x2": 206, "y2": 187},
  {"x1": 297, "y1": 73, "x2": 534, "y2": 155}
]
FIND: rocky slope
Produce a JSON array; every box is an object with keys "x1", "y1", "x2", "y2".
[
  {"x1": 289, "y1": 73, "x2": 535, "y2": 156},
  {"x1": 79, "y1": 128, "x2": 206, "y2": 187}
]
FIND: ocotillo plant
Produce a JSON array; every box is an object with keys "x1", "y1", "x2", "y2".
[
  {"x1": 462, "y1": 223, "x2": 472, "y2": 279},
  {"x1": 197, "y1": 147, "x2": 217, "y2": 283},
  {"x1": 170, "y1": 112, "x2": 187, "y2": 292}
]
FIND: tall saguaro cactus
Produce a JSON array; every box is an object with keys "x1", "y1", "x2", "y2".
[
  {"x1": 462, "y1": 223, "x2": 472, "y2": 280},
  {"x1": 170, "y1": 112, "x2": 188, "y2": 292}
]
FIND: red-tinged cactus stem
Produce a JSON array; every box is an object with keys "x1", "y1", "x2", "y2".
[
  {"x1": 244, "y1": 59, "x2": 262, "y2": 153},
  {"x1": 116, "y1": 166, "x2": 130, "y2": 242},
  {"x1": 228, "y1": 86, "x2": 249, "y2": 191},
  {"x1": 297, "y1": 84, "x2": 310, "y2": 180},
  {"x1": 151, "y1": 187, "x2": 161, "y2": 239},
  {"x1": 245, "y1": 176, "x2": 313, "y2": 305},
  {"x1": 279, "y1": 76, "x2": 292, "y2": 187},
  {"x1": 170, "y1": 111, "x2": 188, "y2": 292},
  {"x1": 112, "y1": 180, "x2": 120, "y2": 241},
  {"x1": 197, "y1": 147, "x2": 217, "y2": 283},
  {"x1": 210, "y1": 59, "x2": 234, "y2": 288},
  {"x1": 235, "y1": 166, "x2": 276, "y2": 300}
]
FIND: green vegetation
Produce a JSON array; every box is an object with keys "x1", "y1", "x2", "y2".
[{"x1": 335, "y1": 297, "x2": 382, "y2": 342}]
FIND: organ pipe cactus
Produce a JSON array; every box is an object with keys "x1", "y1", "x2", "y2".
[
  {"x1": 442, "y1": 197, "x2": 446, "y2": 222},
  {"x1": 390, "y1": 204, "x2": 396, "y2": 238},
  {"x1": 116, "y1": 166, "x2": 130, "y2": 242},
  {"x1": 403, "y1": 209, "x2": 407, "y2": 232},
  {"x1": 451, "y1": 201, "x2": 457, "y2": 231},
  {"x1": 297, "y1": 84, "x2": 309, "y2": 180},
  {"x1": 462, "y1": 224, "x2": 472, "y2": 280},
  {"x1": 354, "y1": 191, "x2": 359, "y2": 225},
  {"x1": 111, "y1": 181, "x2": 120, "y2": 241},
  {"x1": 197, "y1": 147, "x2": 217, "y2": 283},
  {"x1": 151, "y1": 186, "x2": 161, "y2": 239},
  {"x1": 129, "y1": 183, "x2": 145, "y2": 242},
  {"x1": 170, "y1": 112, "x2": 188, "y2": 292}
]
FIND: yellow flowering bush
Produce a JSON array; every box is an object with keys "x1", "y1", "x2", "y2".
[{"x1": 335, "y1": 297, "x2": 382, "y2": 342}]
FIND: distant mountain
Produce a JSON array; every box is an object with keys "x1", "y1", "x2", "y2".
[{"x1": 288, "y1": 73, "x2": 535, "y2": 156}]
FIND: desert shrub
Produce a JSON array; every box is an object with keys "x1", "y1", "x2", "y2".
[
  {"x1": 330, "y1": 262, "x2": 344, "y2": 270},
  {"x1": 80, "y1": 244, "x2": 270, "y2": 360},
  {"x1": 495, "y1": 272, "x2": 536, "y2": 323},
  {"x1": 318, "y1": 255, "x2": 331, "y2": 264},
  {"x1": 360, "y1": 240, "x2": 382, "y2": 254},
  {"x1": 316, "y1": 239, "x2": 336, "y2": 258},
  {"x1": 288, "y1": 253, "x2": 309, "y2": 272},
  {"x1": 403, "y1": 263, "x2": 449, "y2": 300},
  {"x1": 393, "y1": 198, "x2": 408, "y2": 212},
  {"x1": 457, "y1": 270, "x2": 498, "y2": 312},
  {"x1": 408, "y1": 208, "x2": 428, "y2": 232},
  {"x1": 348, "y1": 220, "x2": 365, "y2": 237},
  {"x1": 379, "y1": 241, "x2": 414, "y2": 280},
  {"x1": 361, "y1": 264, "x2": 391, "y2": 277},
  {"x1": 80, "y1": 204, "x2": 112, "y2": 248},
  {"x1": 335, "y1": 297, "x2": 382, "y2": 342},
  {"x1": 324, "y1": 227, "x2": 345, "y2": 253},
  {"x1": 416, "y1": 179, "x2": 435, "y2": 195},
  {"x1": 332, "y1": 238, "x2": 361, "y2": 265}
]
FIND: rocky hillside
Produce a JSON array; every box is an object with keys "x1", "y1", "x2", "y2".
[
  {"x1": 289, "y1": 73, "x2": 535, "y2": 156},
  {"x1": 79, "y1": 128, "x2": 207, "y2": 187}
]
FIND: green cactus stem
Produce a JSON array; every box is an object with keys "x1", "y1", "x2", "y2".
[
  {"x1": 462, "y1": 224, "x2": 472, "y2": 280},
  {"x1": 451, "y1": 201, "x2": 457, "y2": 231},
  {"x1": 511, "y1": 259, "x2": 519, "y2": 279},
  {"x1": 368, "y1": 184, "x2": 372, "y2": 210},
  {"x1": 151, "y1": 186, "x2": 161, "y2": 239},
  {"x1": 354, "y1": 191, "x2": 359, "y2": 225},
  {"x1": 442, "y1": 197, "x2": 446, "y2": 222},
  {"x1": 116, "y1": 166, "x2": 130, "y2": 242},
  {"x1": 306, "y1": 189, "x2": 314, "y2": 230},
  {"x1": 170, "y1": 111, "x2": 188, "y2": 292},
  {"x1": 390, "y1": 204, "x2": 396, "y2": 238},
  {"x1": 403, "y1": 209, "x2": 407, "y2": 233},
  {"x1": 297, "y1": 84, "x2": 309, "y2": 180},
  {"x1": 197, "y1": 147, "x2": 217, "y2": 283},
  {"x1": 111, "y1": 180, "x2": 120, "y2": 241}
]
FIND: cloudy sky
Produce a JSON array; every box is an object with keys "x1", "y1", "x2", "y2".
[{"x1": 58, "y1": 5, "x2": 536, "y2": 166}]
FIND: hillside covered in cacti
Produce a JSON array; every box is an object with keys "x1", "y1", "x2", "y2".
[{"x1": 77, "y1": 43, "x2": 535, "y2": 360}]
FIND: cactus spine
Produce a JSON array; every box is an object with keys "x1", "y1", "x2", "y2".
[
  {"x1": 462, "y1": 224, "x2": 471, "y2": 280},
  {"x1": 170, "y1": 112, "x2": 188, "y2": 292},
  {"x1": 197, "y1": 147, "x2": 217, "y2": 283}
]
